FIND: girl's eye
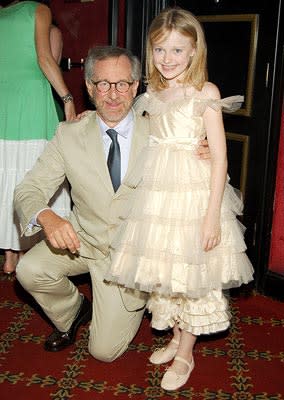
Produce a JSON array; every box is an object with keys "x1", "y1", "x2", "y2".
[
  {"x1": 154, "y1": 47, "x2": 162, "y2": 53},
  {"x1": 175, "y1": 49, "x2": 182, "y2": 54}
]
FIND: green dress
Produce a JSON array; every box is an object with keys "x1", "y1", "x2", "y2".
[{"x1": 0, "y1": 1, "x2": 70, "y2": 251}]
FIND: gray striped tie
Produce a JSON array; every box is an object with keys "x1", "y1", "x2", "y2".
[{"x1": 106, "y1": 129, "x2": 121, "y2": 192}]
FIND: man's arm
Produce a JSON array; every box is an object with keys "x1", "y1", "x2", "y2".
[
  {"x1": 14, "y1": 132, "x2": 64, "y2": 231},
  {"x1": 37, "y1": 209, "x2": 80, "y2": 253},
  {"x1": 14, "y1": 126, "x2": 80, "y2": 253},
  {"x1": 196, "y1": 139, "x2": 210, "y2": 159}
]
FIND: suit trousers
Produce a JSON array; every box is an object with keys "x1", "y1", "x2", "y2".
[{"x1": 16, "y1": 239, "x2": 146, "y2": 362}]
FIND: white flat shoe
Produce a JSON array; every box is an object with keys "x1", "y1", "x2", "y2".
[
  {"x1": 149, "y1": 338, "x2": 179, "y2": 365},
  {"x1": 161, "y1": 355, "x2": 195, "y2": 391}
]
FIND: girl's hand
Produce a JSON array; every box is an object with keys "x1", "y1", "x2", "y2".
[{"x1": 201, "y1": 214, "x2": 221, "y2": 251}]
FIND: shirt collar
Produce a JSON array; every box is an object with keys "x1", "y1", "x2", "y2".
[{"x1": 98, "y1": 110, "x2": 134, "y2": 139}]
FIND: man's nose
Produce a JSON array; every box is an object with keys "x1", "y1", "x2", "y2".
[{"x1": 108, "y1": 84, "x2": 118, "y2": 98}]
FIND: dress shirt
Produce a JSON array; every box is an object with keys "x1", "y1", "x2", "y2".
[{"x1": 98, "y1": 110, "x2": 134, "y2": 181}]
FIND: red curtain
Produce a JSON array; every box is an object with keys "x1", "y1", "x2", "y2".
[{"x1": 269, "y1": 105, "x2": 284, "y2": 274}]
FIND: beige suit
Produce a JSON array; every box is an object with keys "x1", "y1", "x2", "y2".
[{"x1": 14, "y1": 110, "x2": 149, "y2": 361}]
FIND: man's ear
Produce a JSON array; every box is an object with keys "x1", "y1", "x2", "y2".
[
  {"x1": 85, "y1": 80, "x2": 93, "y2": 97},
  {"x1": 131, "y1": 80, "x2": 140, "y2": 98}
]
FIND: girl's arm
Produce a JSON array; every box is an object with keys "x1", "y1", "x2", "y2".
[
  {"x1": 35, "y1": 4, "x2": 76, "y2": 121},
  {"x1": 202, "y1": 82, "x2": 228, "y2": 251}
]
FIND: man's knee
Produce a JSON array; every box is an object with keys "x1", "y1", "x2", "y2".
[
  {"x1": 87, "y1": 311, "x2": 144, "y2": 362},
  {"x1": 88, "y1": 335, "x2": 129, "y2": 362},
  {"x1": 16, "y1": 249, "x2": 40, "y2": 291}
]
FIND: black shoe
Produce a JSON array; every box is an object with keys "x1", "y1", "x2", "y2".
[{"x1": 44, "y1": 295, "x2": 92, "y2": 352}]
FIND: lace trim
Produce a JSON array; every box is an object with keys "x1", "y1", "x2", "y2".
[{"x1": 134, "y1": 92, "x2": 244, "y2": 116}]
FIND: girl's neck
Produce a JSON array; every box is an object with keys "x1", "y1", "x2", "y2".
[
  {"x1": 154, "y1": 85, "x2": 196, "y2": 103},
  {"x1": 167, "y1": 81, "x2": 183, "y2": 89}
]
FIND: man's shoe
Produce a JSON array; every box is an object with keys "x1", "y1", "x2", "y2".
[{"x1": 44, "y1": 295, "x2": 92, "y2": 352}]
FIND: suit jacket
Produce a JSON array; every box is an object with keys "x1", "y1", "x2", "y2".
[{"x1": 14, "y1": 110, "x2": 149, "y2": 261}]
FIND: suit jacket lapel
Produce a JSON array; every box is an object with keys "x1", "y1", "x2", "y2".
[
  {"x1": 114, "y1": 113, "x2": 149, "y2": 196},
  {"x1": 84, "y1": 113, "x2": 114, "y2": 194},
  {"x1": 127, "y1": 114, "x2": 148, "y2": 174}
]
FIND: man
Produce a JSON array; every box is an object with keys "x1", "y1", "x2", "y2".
[{"x1": 14, "y1": 46, "x2": 209, "y2": 362}]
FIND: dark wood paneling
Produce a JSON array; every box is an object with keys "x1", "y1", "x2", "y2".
[{"x1": 125, "y1": 0, "x2": 167, "y2": 92}]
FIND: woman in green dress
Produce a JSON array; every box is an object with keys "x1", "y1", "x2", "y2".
[{"x1": 0, "y1": 0, "x2": 76, "y2": 273}]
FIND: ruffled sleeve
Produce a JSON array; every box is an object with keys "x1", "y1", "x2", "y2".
[
  {"x1": 133, "y1": 93, "x2": 151, "y2": 116},
  {"x1": 194, "y1": 95, "x2": 244, "y2": 116}
]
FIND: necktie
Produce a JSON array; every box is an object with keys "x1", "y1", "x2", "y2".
[{"x1": 106, "y1": 129, "x2": 121, "y2": 192}]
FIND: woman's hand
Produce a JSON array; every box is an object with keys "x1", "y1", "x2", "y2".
[
  {"x1": 75, "y1": 110, "x2": 92, "y2": 121},
  {"x1": 64, "y1": 101, "x2": 76, "y2": 121}
]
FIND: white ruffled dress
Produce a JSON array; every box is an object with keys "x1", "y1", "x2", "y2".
[{"x1": 107, "y1": 91, "x2": 254, "y2": 335}]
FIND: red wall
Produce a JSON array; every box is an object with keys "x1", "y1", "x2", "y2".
[
  {"x1": 269, "y1": 107, "x2": 284, "y2": 275},
  {"x1": 117, "y1": 0, "x2": 126, "y2": 47},
  {"x1": 50, "y1": 0, "x2": 109, "y2": 113}
]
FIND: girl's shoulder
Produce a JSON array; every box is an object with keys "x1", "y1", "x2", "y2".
[
  {"x1": 195, "y1": 82, "x2": 244, "y2": 113},
  {"x1": 198, "y1": 82, "x2": 221, "y2": 101}
]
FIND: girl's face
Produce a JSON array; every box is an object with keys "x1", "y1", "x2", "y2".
[{"x1": 152, "y1": 30, "x2": 196, "y2": 86}]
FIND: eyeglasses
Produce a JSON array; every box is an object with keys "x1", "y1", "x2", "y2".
[{"x1": 90, "y1": 80, "x2": 134, "y2": 93}]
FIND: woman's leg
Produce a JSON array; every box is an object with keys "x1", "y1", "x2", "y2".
[{"x1": 3, "y1": 249, "x2": 19, "y2": 274}]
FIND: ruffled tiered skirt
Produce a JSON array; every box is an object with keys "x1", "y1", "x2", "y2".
[{"x1": 107, "y1": 138, "x2": 254, "y2": 333}]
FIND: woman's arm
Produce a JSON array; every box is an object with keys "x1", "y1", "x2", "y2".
[
  {"x1": 202, "y1": 82, "x2": 228, "y2": 251},
  {"x1": 49, "y1": 24, "x2": 63, "y2": 64},
  {"x1": 35, "y1": 4, "x2": 76, "y2": 121}
]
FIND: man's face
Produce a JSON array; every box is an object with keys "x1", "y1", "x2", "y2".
[{"x1": 86, "y1": 56, "x2": 139, "y2": 127}]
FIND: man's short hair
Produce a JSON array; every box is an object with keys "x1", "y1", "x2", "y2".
[{"x1": 84, "y1": 46, "x2": 141, "y2": 82}]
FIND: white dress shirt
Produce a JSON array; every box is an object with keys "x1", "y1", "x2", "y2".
[{"x1": 98, "y1": 110, "x2": 134, "y2": 181}]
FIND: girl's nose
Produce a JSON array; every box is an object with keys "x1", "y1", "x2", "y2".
[{"x1": 162, "y1": 51, "x2": 171, "y2": 64}]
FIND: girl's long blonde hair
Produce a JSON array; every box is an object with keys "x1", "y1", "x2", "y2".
[{"x1": 146, "y1": 8, "x2": 208, "y2": 91}]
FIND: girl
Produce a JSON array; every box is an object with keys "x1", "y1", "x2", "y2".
[{"x1": 107, "y1": 8, "x2": 253, "y2": 391}]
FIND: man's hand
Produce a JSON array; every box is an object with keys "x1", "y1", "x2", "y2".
[
  {"x1": 196, "y1": 139, "x2": 210, "y2": 159},
  {"x1": 37, "y1": 209, "x2": 80, "y2": 254}
]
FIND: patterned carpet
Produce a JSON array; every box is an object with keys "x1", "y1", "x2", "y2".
[{"x1": 1, "y1": 268, "x2": 284, "y2": 400}]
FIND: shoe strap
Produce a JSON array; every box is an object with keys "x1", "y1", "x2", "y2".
[{"x1": 174, "y1": 356, "x2": 192, "y2": 368}]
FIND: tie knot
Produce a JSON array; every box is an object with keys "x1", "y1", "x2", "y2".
[{"x1": 106, "y1": 129, "x2": 118, "y2": 142}]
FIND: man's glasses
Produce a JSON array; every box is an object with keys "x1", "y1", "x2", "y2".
[{"x1": 91, "y1": 80, "x2": 134, "y2": 93}]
